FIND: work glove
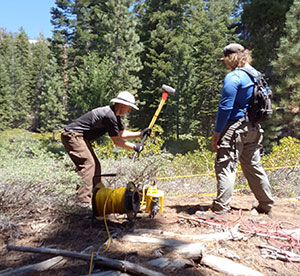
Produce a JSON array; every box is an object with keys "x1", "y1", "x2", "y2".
[
  {"x1": 134, "y1": 142, "x2": 144, "y2": 153},
  {"x1": 141, "y1": 128, "x2": 152, "y2": 138}
]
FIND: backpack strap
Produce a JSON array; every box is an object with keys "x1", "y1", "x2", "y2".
[
  {"x1": 234, "y1": 67, "x2": 260, "y2": 118},
  {"x1": 238, "y1": 67, "x2": 262, "y2": 80}
]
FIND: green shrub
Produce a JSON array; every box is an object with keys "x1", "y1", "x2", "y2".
[
  {"x1": 155, "y1": 136, "x2": 217, "y2": 195},
  {"x1": 262, "y1": 136, "x2": 300, "y2": 168},
  {"x1": 0, "y1": 129, "x2": 81, "y2": 216},
  {"x1": 172, "y1": 136, "x2": 215, "y2": 175},
  {"x1": 262, "y1": 137, "x2": 300, "y2": 197},
  {"x1": 234, "y1": 136, "x2": 300, "y2": 196},
  {"x1": 165, "y1": 134, "x2": 199, "y2": 155}
]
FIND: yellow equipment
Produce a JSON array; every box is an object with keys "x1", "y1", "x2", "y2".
[
  {"x1": 145, "y1": 186, "x2": 164, "y2": 219},
  {"x1": 92, "y1": 182, "x2": 140, "y2": 219}
]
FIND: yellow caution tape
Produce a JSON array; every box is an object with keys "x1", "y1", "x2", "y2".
[{"x1": 154, "y1": 165, "x2": 300, "y2": 181}]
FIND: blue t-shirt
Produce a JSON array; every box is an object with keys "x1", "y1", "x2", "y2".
[{"x1": 214, "y1": 65, "x2": 258, "y2": 133}]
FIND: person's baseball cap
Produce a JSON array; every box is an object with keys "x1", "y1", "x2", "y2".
[
  {"x1": 222, "y1": 43, "x2": 245, "y2": 57},
  {"x1": 111, "y1": 91, "x2": 139, "y2": 110}
]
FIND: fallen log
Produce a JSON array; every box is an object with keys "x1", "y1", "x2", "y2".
[
  {"x1": 121, "y1": 235, "x2": 185, "y2": 247},
  {"x1": 174, "y1": 243, "x2": 205, "y2": 259},
  {"x1": 0, "y1": 256, "x2": 66, "y2": 276},
  {"x1": 147, "y1": 257, "x2": 193, "y2": 270},
  {"x1": 0, "y1": 245, "x2": 94, "y2": 276},
  {"x1": 120, "y1": 235, "x2": 205, "y2": 259},
  {"x1": 201, "y1": 254, "x2": 264, "y2": 276},
  {"x1": 132, "y1": 226, "x2": 244, "y2": 241},
  {"x1": 6, "y1": 244, "x2": 166, "y2": 276}
]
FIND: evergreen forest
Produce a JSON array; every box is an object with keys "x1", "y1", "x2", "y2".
[
  {"x1": 1, "y1": 4, "x2": 300, "y2": 271},
  {"x1": 0, "y1": 0, "x2": 299, "y2": 152}
]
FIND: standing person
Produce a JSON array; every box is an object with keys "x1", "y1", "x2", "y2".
[
  {"x1": 61, "y1": 91, "x2": 151, "y2": 206},
  {"x1": 209, "y1": 43, "x2": 274, "y2": 217}
]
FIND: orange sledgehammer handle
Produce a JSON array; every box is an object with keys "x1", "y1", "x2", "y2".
[
  {"x1": 133, "y1": 85, "x2": 175, "y2": 160},
  {"x1": 148, "y1": 91, "x2": 169, "y2": 129},
  {"x1": 138, "y1": 92, "x2": 169, "y2": 148}
]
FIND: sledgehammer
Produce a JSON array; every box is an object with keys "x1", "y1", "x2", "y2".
[
  {"x1": 147, "y1": 84, "x2": 176, "y2": 129},
  {"x1": 133, "y1": 84, "x2": 175, "y2": 159}
]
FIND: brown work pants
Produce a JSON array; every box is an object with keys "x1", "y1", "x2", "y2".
[{"x1": 61, "y1": 130, "x2": 101, "y2": 203}]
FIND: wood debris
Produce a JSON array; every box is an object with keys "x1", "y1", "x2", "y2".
[
  {"x1": 6, "y1": 244, "x2": 166, "y2": 276},
  {"x1": 147, "y1": 257, "x2": 193, "y2": 271},
  {"x1": 201, "y1": 254, "x2": 264, "y2": 276},
  {"x1": 133, "y1": 226, "x2": 244, "y2": 241},
  {"x1": 120, "y1": 234, "x2": 205, "y2": 259},
  {"x1": 0, "y1": 256, "x2": 66, "y2": 276},
  {"x1": 259, "y1": 244, "x2": 300, "y2": 262}
]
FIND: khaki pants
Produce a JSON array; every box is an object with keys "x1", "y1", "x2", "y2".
[
  {"x1": 212, "y1": 120, "x2": 274, "y2": 213},
  {"x1": 61, "y1": 130, "x2": 101, "y2": 203}
]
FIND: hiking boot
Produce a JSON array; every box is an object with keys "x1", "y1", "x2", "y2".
[
  {"x1": 252, "y1": 206, "x2": 272, "y2": 218},
  {"x1": 195, "y1": 209, "x2": 228, "y2": 220}
]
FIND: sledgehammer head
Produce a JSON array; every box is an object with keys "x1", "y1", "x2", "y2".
[{"x1": 162, "y1": 84, "x2": 175, "y2": 94}]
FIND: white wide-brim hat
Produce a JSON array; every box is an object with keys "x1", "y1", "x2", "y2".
[{"x1": 111, "y1": 91, "x2": 139, "y2": 110}]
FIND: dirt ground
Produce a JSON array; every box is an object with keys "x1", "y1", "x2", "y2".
[{"x1": 1, "y1": 193, "x2": 300, "y2": 276}]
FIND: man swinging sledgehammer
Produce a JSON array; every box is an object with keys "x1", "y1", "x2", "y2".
[
  {"x1": 61, "y1": 91, "x2": 152, "y2": 207},
  {"x1": 92, "y1": 84, "x2": 175, "y2": 219}
]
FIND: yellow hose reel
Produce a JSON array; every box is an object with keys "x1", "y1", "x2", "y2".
[
  {"x1": 92, "y1": 182, "x2": 164, "y2": 220},
  {"x1": 92, "y1": 182, "x2": 141, "y2": 220}
]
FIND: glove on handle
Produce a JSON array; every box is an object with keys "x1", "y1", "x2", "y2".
[
  {"x1": 134, "y1": 142, "x2": 144, "y2": 153},
  {"x1": 141, "y1": 127, "x2": 152, "y2": 138}
]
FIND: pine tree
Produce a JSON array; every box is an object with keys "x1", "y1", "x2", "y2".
[
  {"x1": 12, "y1": 29, "x2": 32, "y2": 128},
  {"x1": 133, "y1": 0, "x2": 192, "y2": 136},
  {"x1": 39, "y1": 56, "x2": 66, "y2": 132},
  {"x1": 50, "y1": 0, "x2": 75, "y2": 63},
  {"x1": 0, "y1": 30, "x2": 14, "y2": 129},
  {"x1": 50, "y1": 0, "x2": 76, "y2": 118},
  {"x1": 29, "y1": 34, "x2": 52, "y2": 131},
  {"x1": 51, "y1": 0, "x2": 97, "y2": 64},
  {"x1": 134, "y1": 0, "x2": 238, "y2": 140},
  {"x1": 186, "y1": 0, "x2": 237, "y2": 138},
  {"x1": 68, "y1": 52, "x2": 113, "y2": 117},
  {"x1": 0, "y1": 29, "x2": 32, "y2": 129},
  {"x1": 134, "y1": 0, "x2": 237, "y2": 138},
  {"x1": 0, "y1": 56, "x2": 13, "y2": 130},
  {"x1": 90, "y1": 0, "x2": 142, "y2": 94},
  {"x1": 239, "y1": 0, "x2": 293, "y2": 77},
  {"x1": 272, "y1": 0, "x2": 300, "y2": 139},
  {"x1": 51, "y1": 0, "x2": 143, "y2": 122},
  {"x1": 238, "y1": 0, "x2": 294, "y2": 151}
]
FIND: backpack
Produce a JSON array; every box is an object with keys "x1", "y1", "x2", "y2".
[{"x1": 239, "y1": 67, "x2": 273, "y2": 125}]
